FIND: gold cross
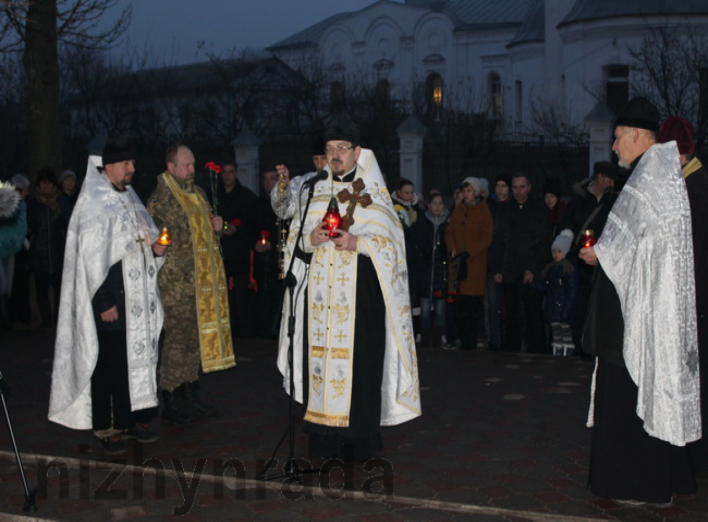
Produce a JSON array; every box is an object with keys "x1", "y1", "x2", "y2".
[
  {"x1": 337, "y1": 178, "x2": 372, "y2": 231},
  {"x1": 335, "y1": 330, "x2": 347, "y2": 343},
  {"x1": 337, "y1": 273, "x2": 350, "y2": 286},
  {"x1": 313, "y1": 329, "x2": 324, "y2": 341},
  {"x1": 312, "y1": 272, "x2": 324, "y2": 284}
]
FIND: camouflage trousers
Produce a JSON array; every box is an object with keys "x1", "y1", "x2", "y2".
[{"x1": 159, "y1": 280, "x2": 201, "y2": 392}]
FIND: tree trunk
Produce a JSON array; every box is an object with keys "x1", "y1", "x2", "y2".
[{"x1": 23, "y1": 0, "x2": 63, "y2": 181}]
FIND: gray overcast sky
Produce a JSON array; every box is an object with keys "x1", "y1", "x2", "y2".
[{"x1": 110, "y1": 0, "x2": 402, "y2": 65}]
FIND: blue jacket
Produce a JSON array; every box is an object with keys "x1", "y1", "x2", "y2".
[{"x1": 534, "y1": 259, "x2": 577, "y2": 324}]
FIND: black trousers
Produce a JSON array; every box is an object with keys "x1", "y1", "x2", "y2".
[
  {"x1": 91, "y1": 329, "x2": 152, "y2": 431},
  {"x1": 501, "y1": 281, "x2": 545, "y2": 353},
  {"x1": 454, "y1": 295, "x2": 483, "y2": 350}
]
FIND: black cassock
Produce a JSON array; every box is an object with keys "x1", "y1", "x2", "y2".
[
  {"x1": 301, "y1": 255, "x2": 386, "y2": 462},
  {"x1": 585, "y1": 266, "x2": 695, "y2": 503}
]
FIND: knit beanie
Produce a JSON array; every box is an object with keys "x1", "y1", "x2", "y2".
[
  {"x1": 462, "y1": 176, "x2": 483, "y2": 196},
  {"x1": 552, "y1": 229, "x2": 574, "y2": 255},
  {"x1": 494, "y1": 174, "x2": 511, "y2": 188},
  {"x1": 542, "y1": 178, "x2": 561, "y2": 198}
]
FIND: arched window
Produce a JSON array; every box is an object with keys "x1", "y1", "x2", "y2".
[
  {"x1": 425, "y1": 73, "x2": 444, "y2": 120},
  {"x1": 488, "y1": 73, "x2": 502, "y2": 119}
]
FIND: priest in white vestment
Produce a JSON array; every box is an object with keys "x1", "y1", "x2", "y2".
[
  {"x1": 580, "y1": 98, "x2": 700, "y2": 506},
  {"x1": 49, "y1": 136, "x2": 166, "y2": 456},
  {"x1": 273, "y1": 114, "x2": 421, "y2": 461}
]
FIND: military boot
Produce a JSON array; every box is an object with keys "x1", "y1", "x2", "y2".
[
  {"x1": 176, "y1": 381, "x2": 218, "y2": 418},
  {"x1": 161, "y1": 389, "x2": 191, "y2": 425}
]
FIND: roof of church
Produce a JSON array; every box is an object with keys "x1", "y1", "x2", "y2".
[
  {"x1": 445, "y1": 0, "x2": 534, "y2": 30},
  {"x1": 507, "y1": 0, "x2": 544, "y2": 48},
  {"x1": 559, "y1": 0, "x2": 708, "y2": 27},
  {"x1": 268, "y1": 12, "x2": 352, "y2": 50},
  {"x1": 268, "y1": 0, "x2": 535, "y2": 50}
]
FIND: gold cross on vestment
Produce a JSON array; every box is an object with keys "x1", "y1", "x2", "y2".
[
  {"x1": 335, "y1": 330, "x2": 347, "y2": 343},
  {"x1": 337, "y1": 273, "x2": 350, "y2": 286},
  {"x1": 337, "y1": 178, "x2": 372, "y2": 232}
]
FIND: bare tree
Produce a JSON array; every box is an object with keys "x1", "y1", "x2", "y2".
[
  {"x1": 627, "y1": 24, "x2": 708, "y2": 146},
  {"x1": 0, "y1": 0, "x2": 131, "y2": 179},
  {"x1": 527, "y1": 94, "x2": 589, "y2": 147}
]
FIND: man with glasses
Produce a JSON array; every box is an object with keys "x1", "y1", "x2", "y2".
[{"x1": 272, "y1": 114, "x2": 421, "y2": 462}]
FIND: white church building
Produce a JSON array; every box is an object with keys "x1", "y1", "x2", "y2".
[{"x1": 268, "y1": 0, "x2": 708, "y2": 177}]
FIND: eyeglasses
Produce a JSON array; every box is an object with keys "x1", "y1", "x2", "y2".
[{"x1": 324, "y1": 145, "x2": 355, "y2": 155}]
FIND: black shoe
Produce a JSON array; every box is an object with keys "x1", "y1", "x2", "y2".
[
  {"x1": 100, "y1": 435, "x2": 128, "y2": 456},
  {"x1": 176, "y1": 382, "x2": 218, "y2": 418},
  {"x1": 122, "y1": 423, "x2": 161, "y2": 443},
  {"x1": 161, "y1": 390, "x2": 191, "y2": 425}
]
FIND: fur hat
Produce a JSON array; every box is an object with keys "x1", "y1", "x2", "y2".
[
  {"x1": 102, "y1": 135, "x2": 136, "y2": 165},
  {"x1": 462, "y1": 176, "x2": 483, "y2": 196},
  {"x1": 552, "y1": 229, "x2": 574, "y2": 255},
  {"x1": 324, "y1": 113, "x2": 360, "y2": 146},
  {"x1": 658, "y1": 117, "x2": 695, "y2": 155},
  {"x1": 615, "y1": 97, "x2": 660, "y2": 134}
]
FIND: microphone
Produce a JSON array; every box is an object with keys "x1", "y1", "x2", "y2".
[{"x1": 302, "y1": 170, "x2": 328, "y2": 187}]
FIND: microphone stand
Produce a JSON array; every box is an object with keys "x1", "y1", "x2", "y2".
[
  {"x1": 0, "y1": 371, "x2": 38, "y2": 511},
  {"x1": 256, "y1": 180, "x2": 320, "y2": 483}
]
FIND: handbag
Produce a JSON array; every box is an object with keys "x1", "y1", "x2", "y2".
[{"x1": 451, "y1": 251, "x2": 469, "y2": 282}]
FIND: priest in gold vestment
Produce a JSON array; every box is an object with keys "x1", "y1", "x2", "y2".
[
  {"x1": 273, "y1": 115, "x2": 421, "y2": 461},
  {"x1": 148, "y1": 143, "x2": 235, "y2": 426}
]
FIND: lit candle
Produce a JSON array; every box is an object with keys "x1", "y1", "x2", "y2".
[
  {"x1": 158, "y1": 227, "x2": 171, "y2": 246},
  {"x1": 582, "y1": 229, "x2": 596, "y2": 248}
]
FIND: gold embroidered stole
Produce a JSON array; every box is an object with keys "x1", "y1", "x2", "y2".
[
  {"x1": 304, "y1": 242, "x2": 358, "y2": 428},
  {"x1": 683, "y1": 157, "x2": 703, "y2": 179},
  {"x1": 162, "y1": 173, "x2": 235, "y2": 372}
]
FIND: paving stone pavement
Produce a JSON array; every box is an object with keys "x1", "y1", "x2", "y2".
[{"x1": 0, "y1": 328, "x2": 706, "y2": 521}]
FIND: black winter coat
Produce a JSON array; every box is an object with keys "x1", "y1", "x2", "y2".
[
  {"x1": 488, "y1": 197, "x2": 549, "y2": 283},
  {"x1": 409, "y1": 210, "x2": 449, "y2": 299}
]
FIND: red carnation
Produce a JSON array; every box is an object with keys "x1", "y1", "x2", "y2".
[{"x1": 231, "y1": 218, "x2": 241, "y2": 227}]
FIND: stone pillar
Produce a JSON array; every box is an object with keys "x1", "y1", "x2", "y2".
[
  {"x1": 231, "y1": 129, "x2": 261, "y2": 194},
  {"x1": 585, "y1": 101, "x2": 615, "y2": 175},
  {"x1": 396, "y1": 115, "x2": 427, "y2": 191}
]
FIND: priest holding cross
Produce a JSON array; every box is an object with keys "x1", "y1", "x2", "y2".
[{"x1": 273, "y1": 114, "x2": 421, "y2": 462}]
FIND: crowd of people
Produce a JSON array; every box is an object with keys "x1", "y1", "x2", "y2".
[{"x1": 1, "y1": 97, "x2": 706, "y2": 508}]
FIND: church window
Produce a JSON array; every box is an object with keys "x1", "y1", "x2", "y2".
[
  {"x1": 425, "y1": 73, "x2": 444, "y2": 120},
  {"x1": 604, "y1": 64, "x2": 628, "y2": 116},
  {"x1": 489, "y1": 73, "x2": 502, "y2": 119}
]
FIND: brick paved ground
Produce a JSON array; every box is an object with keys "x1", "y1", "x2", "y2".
[{"x1": 1, "y1": 328, "x2": 706, "y2": 521}]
